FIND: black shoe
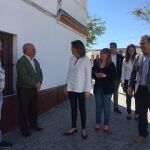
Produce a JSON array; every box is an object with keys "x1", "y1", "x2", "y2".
[
  {"x1": 31, "y1": 127, "x2": 43, "y2": 131},
  {"x1": 81, "y1": 130, "x2": 88, "y2": 140},
  {"x1": 21, "y1": 130, "x2": 31, "y2": 137},
  {"x1": 127, "y1": 114, "x2": 131, "y2": 120},
  {"x1": 134, "y1": 114, "x2": 139, "y2": 121},
  {"x1": 114, "y1": 108, "x2": 122, "y2": 114},
  {"x1": 0, "y1": 141, "x2": 13, "y2": 148},
  {"x1": 63, "y1": 129, "x2": 77, "y2": 136}
]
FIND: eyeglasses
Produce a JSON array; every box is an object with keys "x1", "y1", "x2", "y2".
[
  {"x1": 140, "y1": 42, "x2": 145, "y2": 45},
  {"x1": 110, "y1": 46, "x2": 116, "y2": 49}
]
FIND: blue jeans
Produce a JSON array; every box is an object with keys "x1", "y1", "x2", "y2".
[
  {"x1": 0, "y1": 94, "x2": 3, "y2": 142},
  {"x1": 94, "y1": 88, "x2": 112, "y2": 125}
]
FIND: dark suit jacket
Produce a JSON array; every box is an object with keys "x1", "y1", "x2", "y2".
[
  {"x1": 92, "y1": 62, "x2": 116, "y2": 94},
  {"x1": 129, "y1": 54, "x2": 150, "y2": 93},
  {"x1": 93, "y1": 58, "x2": 100, "y2": 67},
  {"x1": 116, "y1": 54, "x2": 124, "y2": 80},
  {"x1": 16, "y1": 56, "x2": 43, "y2": 88}
]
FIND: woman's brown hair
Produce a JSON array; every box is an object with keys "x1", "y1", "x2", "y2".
[
  {"x1": 100, "y1": 48, "x2": 112, "y2": 67},
  {"x1": 125, "y1": 44, "x2": 136, "y2": 62},
  {"x1": 71, "y1": 40, "x2": 86, "y2": 57}
]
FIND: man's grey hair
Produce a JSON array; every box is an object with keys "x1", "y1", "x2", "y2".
[
  {"x1": 23, "y1": 43, "x2": 33, "y2": 54},
  {"x1": 141, "y1": 35, "x2": 150, "y2": 42}
]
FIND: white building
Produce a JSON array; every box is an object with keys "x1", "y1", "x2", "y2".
[{"x1": 0, "y1": 0, "x2": 88, "y2": 131}]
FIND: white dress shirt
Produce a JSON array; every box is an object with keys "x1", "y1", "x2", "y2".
[
  {"x1": 121, "y1": 59, "x2": 134, "y2": 83},
  {"x1": 111, "y1": 53, "x2": 117, "y2": 67},
  {"x1": 67, "y1": 56, "x2": 92, "y2": 92},
  {"x1": 90, "y1": 58, "x2": 94, "y2": 67},
  {"x1": 0, "y1": 61, "x2": 5, "y2": 93},
  {"x1": 140, "y1": 55, "x2": 150, "y2": 85},
  {"x1": 24, "y1": 55, "x2": 36, "y2": 71}
]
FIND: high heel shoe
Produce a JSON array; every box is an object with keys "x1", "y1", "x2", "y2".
[
  {"x1": 103, "y1": 126, "x2": 109, "y2": 133},
  {"x1": 95, "y1": 124, "x2": 101, "y2": 132},
  {"x1": 134, "y1": 114, "x2": 139, "y2": 121},
  {"x1": 127, "y1": 114, "x2": 131, "y2": 120},
  {"x1": 81, "y1": 130, "x2": 88, "y2": 139},
  {"x1": 103, "y1": 128, "x2": 109, "y2": 133},
  {"x1": 63, "y1": 129, "x2": 77, "y2": 136}
]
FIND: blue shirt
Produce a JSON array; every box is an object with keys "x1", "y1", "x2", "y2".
[{"x1": 140, "y1": 56, "x2": 150, "y2": 85}]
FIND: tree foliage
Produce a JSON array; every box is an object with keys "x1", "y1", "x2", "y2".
[
  {"x1": 86, "y1": 15, "x2": 106, "y2": 47},
  {"x1": 133, "y1": 1, "x2": 150, "y2": 23}
]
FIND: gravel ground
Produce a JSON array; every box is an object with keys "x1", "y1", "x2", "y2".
[{"x1": 3, "y1": 87, "x2": 150, "y2": 150}]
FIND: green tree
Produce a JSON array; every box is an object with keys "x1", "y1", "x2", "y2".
[
  {"x1": 86, "y1": 15, "x2": 106, "y2": 47},
  {"x1": 133, "y1": 1, "x2": 150, "y2": 23}
]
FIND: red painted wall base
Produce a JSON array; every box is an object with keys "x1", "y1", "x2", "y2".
[{"x1": 0, "y1": 85, "x2": 68, "y2": 133}]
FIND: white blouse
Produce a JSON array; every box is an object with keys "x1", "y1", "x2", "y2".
[
  {"x1": 111, "y1": 53, "x2": 117, "y2": 67},
  {"x1": 67, "y1": 56, "x2": 92, "y2": 92},
  {"x1": 121, "y1": 59, "x2": 134, "y2": 83}
]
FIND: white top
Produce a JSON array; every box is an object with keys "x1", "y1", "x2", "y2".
[
  {"x1": 121, "y1": 59, "x2": 134, "y2": 83},
  {"x1": 111, "y1": 54, "x2": 117, "y2": 66},
  {"x1": 90, "y1": 58, "x2": 94, "y2": 67},
  {"x1": 24, "y1": 55, "x2": 36, "y2": 71},
  {"x1": 0, "y1": 61, "x2": 5, "y2": 93},
  {"x1": 67, "y1": 56, "x2": 92, "y2": 92}
]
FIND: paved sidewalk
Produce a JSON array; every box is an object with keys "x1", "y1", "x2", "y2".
[{"x1": 3, "y1": 89, "x2": 150, "y2": 150}]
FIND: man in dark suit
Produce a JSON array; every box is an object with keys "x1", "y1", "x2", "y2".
[
  {"x1": 110, "y1": 42, "x2": 123, "y2": 113},
  {"x1": 128, "y1": 35, "x2": 150, "y2": 143},
  {"x1": 16, "y1": 43, "x2": 43, "y2": 137},
  {"x1": 93, "y1": 54, "x2": 100, "y2": 67}
]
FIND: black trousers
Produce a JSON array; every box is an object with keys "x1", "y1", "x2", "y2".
[
  {"x1": 113, "y1": 80, "x2": 120, "y2": 108},
  {"x1": 124, "y1": 80, "x2": 138, "y2": 114},
  {"x1": 69, "y1": 92, "x2": 86, "y2": 129},
  {"x1": 17, "y1": 87, "x2": 38, "y2": 132},
  {"x1": 135, "y1": 86, "x2": 150, "y2": 137}
]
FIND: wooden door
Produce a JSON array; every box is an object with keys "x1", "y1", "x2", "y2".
[{"x1": 0, "y1": 32, "x2": 14, "y2": 95}]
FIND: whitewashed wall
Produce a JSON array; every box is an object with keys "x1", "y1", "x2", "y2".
[
  {"x1": 0, "y1": 0, "x2": 87, "y2": 90},
  {"x1": 62, "y1": 0, "x2": 87, "y2": 25},
  {"x1": 31, "y1": 0, "x2": 58, "y2": 15}
]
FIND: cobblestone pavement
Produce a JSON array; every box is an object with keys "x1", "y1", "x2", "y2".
[{"x1": 3, "y1": 88, "x2": 150, "y2": 150}]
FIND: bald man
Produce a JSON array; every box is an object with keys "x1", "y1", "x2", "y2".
[
  {"x1": 128, "y1": 35, "x2": 150, "y2": 142},
  {"x1": 16, "y1": 43, "x2": 43, "y2": 137}
]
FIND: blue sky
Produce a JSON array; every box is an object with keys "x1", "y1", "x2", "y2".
[{"x1": 87, "y1": 0, "x2": 150, "y2": 49}]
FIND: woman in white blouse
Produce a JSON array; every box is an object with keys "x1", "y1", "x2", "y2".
[
  {"x1": 121, "y1": 44, "x2": 138, "y2": 120},
  {"x1": 63, "y1": 40, "x2": 91, "y2": 139}
]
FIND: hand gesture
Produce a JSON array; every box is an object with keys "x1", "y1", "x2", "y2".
[
  {"x1": 95, "y1": 72, "x2": 106, "y2": 78},
  {"x1": 36, "y1": 81, "x2": 42, "y2": 91},
  {"x1": 84, "y1": 92, "x2": 91, "y2": 98},
  {"x1": 64, "y1": 86, "x2": 68, "y2": 96},
  {"x1": 127, "y1": 87, "x2": 133, "y2": 96}
]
